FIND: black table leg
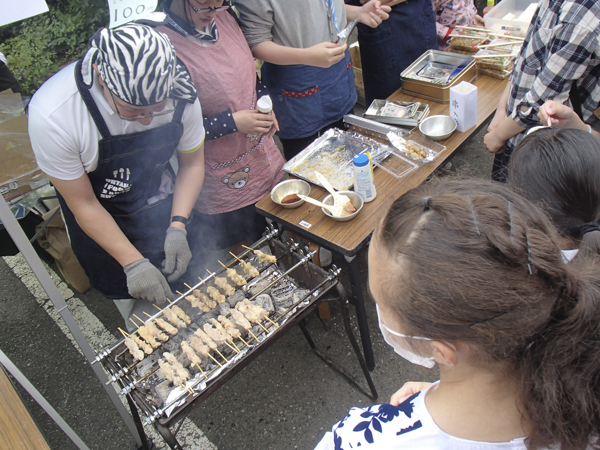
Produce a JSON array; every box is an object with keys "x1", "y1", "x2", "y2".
[{"x1": 345, "y1": 254, "x2": 375, "y2": 371}]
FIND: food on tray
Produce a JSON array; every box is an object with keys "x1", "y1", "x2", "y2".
[
  {"x1": 281, "y1": 193, "x2": 301, "y2": 204},
  {"x1": 218, "y1": 315, "x2": 242, "y2": 340},
  {"x1": 203, "y1": 323, "x2": 228, "y2": 346},
  {"x1": 181, "y1": 341, "x2": 203, "y2": 366},
  {"x1": 209, "y1": 318, "x2": 235, "y2": 345},
  {"x1": 188, "y1": 336, "x2": 211, "y2": 358},
  {"x1": 405, "y1": 141, "x2": 427, "y2": 160},
  {"x1": 225, "y1": 267, "x2": 247, "y2": 286},
  {"x1": 341, "y1": 202, "x2": 357, "y2": 216},
  {"x1": 160, "y1": 353, "x2": 189, "y2": 386},
  {"x1": 185, "y1": 294, "x2": 211, "y2": 312},
  {"x1": 229, "y1": 308, "x2": 253, "y2": 331},
  {"x1": 131, "y1": 334, "x2": 153, "y2": 355},
  {"x1": 194, "y1": 328, "x2": 219, "y2": 350},
  {"x1": 144, "y1": 320, "x2": 169, "y2": 342}
]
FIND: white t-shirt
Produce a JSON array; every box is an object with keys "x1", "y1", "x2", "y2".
[
  {"x1": 315, "y1": 383, "x2": 529, "y2": 450},
  {"x1": 28, "y1": 61, "x2": 205, "y2": 181}
]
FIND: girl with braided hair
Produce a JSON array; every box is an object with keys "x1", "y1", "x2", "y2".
[
  {"x1": 315, "y1": 178, "x2": 600, "y2": 449},
  {"x1": 509, "y1": 127, "x2": 600, "y2": 262}
]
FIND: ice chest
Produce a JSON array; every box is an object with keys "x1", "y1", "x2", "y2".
[{"x1": 400, "y1": 50, "x2": 476, "y2": 103}]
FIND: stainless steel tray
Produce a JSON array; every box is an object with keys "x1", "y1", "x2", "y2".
[
  {"x1": 401, "y1": 50, "x2": 476, "y2": 102},
  {"x1": 282, "y1": 128, "x2": 391, "y2": 190},
  {"x1": 365, "y1": 100, "x2": 430, "y2": 126}
]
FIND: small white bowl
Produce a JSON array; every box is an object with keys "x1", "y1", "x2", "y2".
[
  {"x1": 271, "y1": 179, "x2": 311, "y2": 209},
  {"x1": 419, "y1": 115, "x2": 457, "y2": 141},
  {"x1": 321, "y1": 191, "x2": 364, "y2": 222}
]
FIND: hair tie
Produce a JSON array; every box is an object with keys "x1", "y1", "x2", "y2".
[
  {"x1": 422, "y1": 196, "x2": 431, "y2": 209},
  {"x1": 579, "y1": 221, "x2": 600, "y2": 236}
]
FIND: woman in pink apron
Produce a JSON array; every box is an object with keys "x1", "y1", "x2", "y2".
[{"x1": 144, "y1": 0, "x2": 285, "y2": 252}]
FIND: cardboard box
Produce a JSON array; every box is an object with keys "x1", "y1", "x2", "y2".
[
  {"x1": 0, "y1": 90, "x2": 48, "y2": 204},
  {"x1": 349, "y1": 42, "x2": 366, "y2": 106}
]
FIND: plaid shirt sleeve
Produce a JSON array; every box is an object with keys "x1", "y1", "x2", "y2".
[{"x1": 509, "y1": 2, "x2": 600, "y2": 129}]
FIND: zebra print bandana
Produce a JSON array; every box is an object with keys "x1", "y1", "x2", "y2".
[{"x1": 82, "y1": 24, "x2": 197, "y2": 106}]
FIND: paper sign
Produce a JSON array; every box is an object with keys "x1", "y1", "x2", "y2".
[
  {"x1": 449, "y1": 82, "x2": 478, "y2": 133},
  {"x1": 0, "y1": 0, "x2": 49, "y2": 27},
  {"x1": 108, "y1": 0, "x2": 157, "y2": 28},
  {"x1": 299, "y1": 220, "x2": 312, "y2": 229}
]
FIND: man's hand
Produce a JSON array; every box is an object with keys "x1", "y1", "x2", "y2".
[
  {"x1": 484, "y1": 129, "x2": 507, "y2": 154},
  {"x1": 162, "y1": 227, "x2": 192, "y2": 282},
  {"x1": 233, "y1": 109, "x2": 275, "y2": 136},
  {"x1": 390, "y1": 382, "x2": 433, "y2": 406},
  {"x1": 306, "y1": 42, "x2": 347, "y2": 68},
  {"x1": 124, "y1": 258, "x2": 173, "y2": 304}
]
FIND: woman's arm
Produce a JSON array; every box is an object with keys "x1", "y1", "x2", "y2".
[{"x1": 252, "y1": 40, "x2": 348, "y2": 67}]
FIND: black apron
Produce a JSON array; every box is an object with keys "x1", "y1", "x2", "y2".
[{"x1": 57, "y1": 59, "x2": 186, "y2": 299}]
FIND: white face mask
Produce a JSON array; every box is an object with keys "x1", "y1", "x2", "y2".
[{"x1": 376, "y1": 304, "x2": 437, "y2": 368}]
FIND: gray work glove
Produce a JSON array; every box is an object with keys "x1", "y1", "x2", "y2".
[
  {"x1": 124, "y1": 258, "x2": 172, "y2": 305},
  {"x1": 162, "y1": 227, "x2": 192, "y2": 282}
]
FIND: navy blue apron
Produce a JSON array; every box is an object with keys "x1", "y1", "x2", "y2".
[
  {"x1": 56, "y1": 58, "x2": 187, "y2": 299},
  {"x1": 262, "y1": 50, "x2": 356, "y2": 140}
]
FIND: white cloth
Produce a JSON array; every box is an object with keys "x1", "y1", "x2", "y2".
[
  {"x1": 315, "y1": 382, "x2": 530, "y2": 450},
  {"x1": 28, "y1": 61, "x2": 205, "y2": 181}
]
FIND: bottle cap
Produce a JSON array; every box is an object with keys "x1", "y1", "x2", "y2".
[
  {"x1": 353, "y1": 154, "x2": 369, "y2": 167},
  {"x1": 257, "y1": 95, "x2": 273, "y2": 113}
]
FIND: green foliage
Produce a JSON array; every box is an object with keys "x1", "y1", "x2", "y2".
[{"x1": 0, "y1": 0, "x2": 109, "y2": 95}]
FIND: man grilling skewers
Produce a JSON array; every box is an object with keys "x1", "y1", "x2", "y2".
[{"x1": 28, "y1": 24, "x2": 206, "y2": 330}]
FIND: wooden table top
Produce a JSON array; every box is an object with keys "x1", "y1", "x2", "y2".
[{"x1": 256, "y1": 75, "x2": 509, "y2": 256}]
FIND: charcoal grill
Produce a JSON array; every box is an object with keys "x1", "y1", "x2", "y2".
[{"x1": 92, "y1": 226, "x2": 377, "y2": 449}]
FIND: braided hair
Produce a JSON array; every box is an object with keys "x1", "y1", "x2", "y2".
[{"x1": 377, "y1": 178, "x2": 600, "y2": 450}]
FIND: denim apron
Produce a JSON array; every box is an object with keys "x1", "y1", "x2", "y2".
[
  {"x1": 349, "y1": 0, "x2": 438, "y2": 105},
  {"x1": 56, "y1": 58, "x2": 186, "y2": 299},
  {"x1": 261, "y1": 50, "x2": 356, "y2": 140}
]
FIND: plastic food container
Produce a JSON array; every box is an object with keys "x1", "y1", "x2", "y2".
[{"x1": 484, "y1": 0, "x2": 539, "y2": 36}]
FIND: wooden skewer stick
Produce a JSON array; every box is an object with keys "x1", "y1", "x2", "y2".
[
  {"x1": 206, "y1": 269, "x2": 215, "y2": 276},
  {"x1": 143, "y1": 311, "x2": 153, "y2": 319},
  {"x1": 129, "y1": 318, "x2": 141, "y2": 329},
  {"x1": 231, "y1": 341, "x2": 240, "y2": 351},
  {"x1": 176, "y1": 290, "x2": 185, "y2": 297},
  {"x1": 266, "y1": 317, "x2": 280, "y2": 328},
  {"x1": 166, "y1": 298, "x2": 174, "y2": 305},
  {"x1": 257, "y1": 322, "x2": 270, "y2": 334},
  {"x1": 224, "y1": 341, "x2": 240, "y2": 354},
  {"x1": 474, "y1": 53, "x2": 519, "y2": 59},
  {"x1": 476, "y1": 42, "x2": 520, "y2": 49},
  {"x1": 207, "y1": 353, "x2": 223, "y2": 367},
  {"x1": 133, "y1": 314, "x2": 146, "y2": 324},
  {"x1": 214, "y1": 348, "x2": 229, "y2": 362},
  {"x1": 153, "y1": 304, "x2": 164, "y2": 312},
  {"x1": 248, "y1": 330, "x2": 260, "y2": 343},
  {"x1": 242, "y1": 244, "x2": 255, "y2": 251},
  {"x1": 454, "y1": 25, "x2": 487, "y2": 32},
  {"x1": 193, "y1": 363, "x2": 207, "y2": 379},
  {"x1": 238, "y1": 336, "x2": 250, "y2": 348},
  {"x1": 486, "y1": 32, "x2": 524, "y2": 40},
  {"x1": 218, "y1": 260, "x2": 228, "y2": 269},
  {"x1": 184, "y1": 283, "x2": 193, "y2": 290},
  {"x1": 183, "y1": 383, "x2": 194, "y2": 395},
  {"x1": 448, "y1": 34, "x2": 486, "y2": 39},
  {"x1": 118, "y1": 328, "x2": 130, "y2": 338},
  {"x1": 229, "y1": 251, "x2": 242, "y2": 262},
  {"x1": 197, "y1": 277, "x2": 207, "y2": 286}
]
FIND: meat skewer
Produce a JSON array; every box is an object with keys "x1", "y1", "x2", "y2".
[
  {"x1": 134, "y1": 314, "x2": 169, "y2": 342},
  {"x1": 189, "y1": 336, "x2": 223, "y2": 368},
  {"x1": 206, "y1": 285, "x2": 226, "y2": 304},
  {"x1": 129, "y1": 318, "x2": 162, "y2": 348},
  {"x1": 120, "y1": 329, "x2": 145, "y2": 361},
  {"x1": 229, "y1": 309, "x2": 261, "y2": 343},
  {"x1": 158, "y1": 358, "x2": 193, "y2": 394},
  {"x1": 230, "y1": 252, "x2": 260, "y2": 278},
  {"x1": 130, "y1": 333, "x2": 153, "y2": 355},
  {"x1": 185, "y1": 294, "x2": 211, "y2": 312},
  {"x1": 204, "y1": 323, "x2": 239, "y2": 354},
  {"x1": 195, "y1": 290, "x2": 217, "y2": 308},
  {"x1": 214, "y1": 276, "x2": 235, "y2": 296},
  {"x1": 170, "y1": 303, "x2": 192, "y2": 325},
  {"x1": 181, "y1": 341, "x2": 203, "y2": 367},
  {"x1": 143, "y1": 312, "x2": 179, "y2": 335},
  {"x1": 217, "y1": 261, "x2": 247, "y2": 286},
  {"x1": 210, "y1": 318, "x2": 240, "y2": 352},
  {"x1": 236, "y1": 301, "x2": 270, "y2": 334},
  {"x1": 242, "y1": 245, "x2": 277, "y2": 264},
  {"x1": 217, "y1": 315, "x2": 249, "y2": 347},
  {"x1": 195, "y1": 328, "x2": 229, "y2": 362},
  {"x1": 155, "y1": 304, "x2": 187, "y2": 328}
]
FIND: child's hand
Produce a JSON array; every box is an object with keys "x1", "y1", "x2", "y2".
[
  {"x1": 539, "y1": 100, "x2": 587, "y2": 130},
  {"x1": 390, "y1": 382, "x2": 432, "y2": 406},
  {"x1": 233, "y1": 109, "x2": 274, "y2": 135},
  {"x1": 474, "y1": 14, "x2": 485, "y2": 25},
  {"x1": 359, "y1": 0, "x2": 391, "y2": 27},
  {"x1": 306, "y1": 42, "x2": 347, "y2": 68},
  {"x1": 267, "y1": 110, "x2": 280, "y2": 138},
  {"x1": 484, "y1": 129, "x2": 507, "y2": 154}
]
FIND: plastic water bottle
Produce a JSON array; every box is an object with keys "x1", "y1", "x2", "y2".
[{"x1": 353, "y1": 153, "x2": 376, "y2": 202}]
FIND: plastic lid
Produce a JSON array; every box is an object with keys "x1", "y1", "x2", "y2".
[
  {"x1": 257, "y1": 95, "x2": 273, "y2": 113},
  {"x1": 353, "y1": 154, "x2": 369, "y2": 167}
]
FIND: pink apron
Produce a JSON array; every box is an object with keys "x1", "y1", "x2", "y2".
[{"x1": 159, "y1": 12, "x2": 285, "y2": 215}]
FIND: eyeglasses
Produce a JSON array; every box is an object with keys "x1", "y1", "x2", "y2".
[
  {"x1": 186, "y1": 0, "x2": 230, "y2": 13},
  {"x1": 109, "y1": 91, "x2": 173, "y2": 121}
]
